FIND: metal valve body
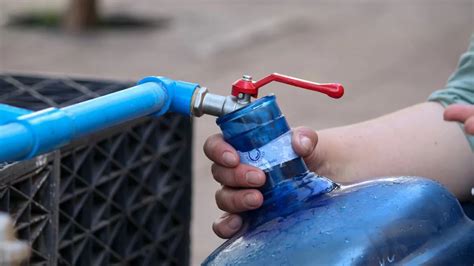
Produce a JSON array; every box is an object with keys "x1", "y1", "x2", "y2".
[{"x1": 192, "y1": 73, "x2": 344, "y2": 117}]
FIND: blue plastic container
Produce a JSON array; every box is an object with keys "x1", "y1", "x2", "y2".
[{"x1": 203, "y1": 95, "x2": 474, "y2": 265}]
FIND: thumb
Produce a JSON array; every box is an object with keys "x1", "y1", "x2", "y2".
[
  {"x1": 444, "y1": 104, "x2": 474, "y2": 123},
  {"x1": 292, "y1": 127, "x2": 318, "y2": 158}
]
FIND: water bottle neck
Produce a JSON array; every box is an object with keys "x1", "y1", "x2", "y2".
[
  {"x1": 261, "y1": 157, "x2": 309, "y2": 193},
  {"x1": 250, "y1": 158, "x2": 337, "y2": 227}
]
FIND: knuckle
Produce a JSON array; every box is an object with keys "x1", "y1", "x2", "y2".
[
  {"x1": 211, "y1": 164, "x2": 219, "y2": 180},
  {"x1": 213, "y1": 166, "x2": 235, "y2": 186},
  {"x1": 223, "y1": 168, "x2": 236, "y2": 185},
  {"x1": 203, "y1": 137, "x2": 212, "y2": 153},
  {"x1": 212, "y1": 221, "x2": 225, "y2": 238},
  {"x1": 233, "y1": 166, "x2": 246, "y2": 186},
  {"x1": 215, "y1": 190, "x2": 226, "y2": 211},
  {"x1": 231, "y1": 192, "x2": 244, "y2": 211},
  {"x1": 215, "y1": 188, "x2": 234, "y2": 211},
  {"x1": 203, "y1": 134, "x2": 221, "y2": 156}
]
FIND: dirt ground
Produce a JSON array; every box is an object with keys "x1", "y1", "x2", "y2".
[{"x1": 1, "y1": 0, "x2": 473, "y2": 264}]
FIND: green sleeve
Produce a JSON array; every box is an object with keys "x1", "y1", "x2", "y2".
[{"x1": 428, "y1": 34, "x2": 474, "y2": 150}]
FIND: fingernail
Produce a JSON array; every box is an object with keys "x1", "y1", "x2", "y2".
[
  {"x1": 226, "y1": 215, "x2": 242, "y2": 230},
  {"x1": 245, "y1": 171, "x2": 263, "y2": 186},
  {"x1": 223, "y1": 151, "x2": 238, "y2": 166},
  {"x1": 244, "y1": 193, "x2": 260, "y2": 208},
  {"x1": 299, "y1": 135, "x2": 312, "y2": 153}
]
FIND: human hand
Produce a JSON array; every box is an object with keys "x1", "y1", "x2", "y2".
[
  {"x1": 203, "y1": 127, "x2": 319, "y2": 238},
  {"x1": 443, "y1": 104, "x2": 474, "y2": 134}
]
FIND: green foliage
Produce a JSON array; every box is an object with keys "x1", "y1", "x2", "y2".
[{"x1": 7, "y1": 10, "x2": 62, "y2": 28}]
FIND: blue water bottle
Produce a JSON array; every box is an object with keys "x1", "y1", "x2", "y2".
[{"x1": 202, "y1": 74, "x2": 474, "y2": 265}]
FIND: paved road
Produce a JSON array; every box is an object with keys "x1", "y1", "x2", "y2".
[{"x1": 1, "y1": 0, "x2": 473, "y2": 264}]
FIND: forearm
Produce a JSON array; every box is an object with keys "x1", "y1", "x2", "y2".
[{"x1": 315, "y1": 102, "x2": 474, "y2": 200}]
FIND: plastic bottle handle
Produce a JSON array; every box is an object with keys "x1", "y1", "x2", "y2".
[{"x1": 231, "y1": 73, "x2": 344, "y2": 99}]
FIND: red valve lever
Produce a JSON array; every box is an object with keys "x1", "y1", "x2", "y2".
[{"x1": 231, "y1": 73, "x2": 344, "y2": 99}]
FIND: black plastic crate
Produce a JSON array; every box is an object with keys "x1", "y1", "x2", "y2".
[{"x1": 0, "y1": 74, "x2": 192, "y2": 265}]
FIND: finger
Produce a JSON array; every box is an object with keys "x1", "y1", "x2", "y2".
[
  {"x1": 291, "y1": 127, "x2": 318, "y2": 158},
  {"x1": 204, "y1": 134, "x2": 239, "y2": 167},
  {"x1": 444, "y1": 104, "x2": 474, "y2": 122},
  {"x1": 215, "y1": 187, "x2": 263, "y2": 213},
  {"x1": 212, "y1": 213, "x2": 243, "y2": 239},
  {"x1": 212, "y1": 163, "x2": 265, "y2": 188},
  {"x1": 464, "y1": 116, "x2": 474, "y2": 135}
]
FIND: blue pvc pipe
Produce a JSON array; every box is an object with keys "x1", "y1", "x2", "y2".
[
  {"x1": 0, "y1": 104, "x2": 32, "y2": 125},
  {"x1": 61, "y1": 81, "x2": 167, "y2": 138},
  {"x1": 0, "y1": 76, "x2": 199, "y2": 162}
]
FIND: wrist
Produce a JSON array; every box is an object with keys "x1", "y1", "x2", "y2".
[
  {"x1": 312, "y1": 130, "x2": 335, "y2": 177},
  {"x1": 313, "y1": 129, "x2": 348, "y2": 181}
]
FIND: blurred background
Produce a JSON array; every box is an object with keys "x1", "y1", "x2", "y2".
[{"x1": 0, "y1": 0, "x2": 472, "y2": 264}]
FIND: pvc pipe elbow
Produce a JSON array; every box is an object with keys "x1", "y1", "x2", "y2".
[{"x1": 137, "y1": 76, "x2": 199, "y2": 116}]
